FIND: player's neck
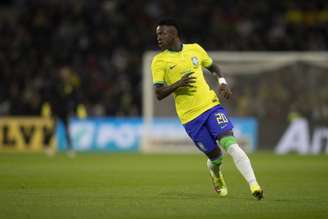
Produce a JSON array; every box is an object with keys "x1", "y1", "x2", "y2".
[{"x1": 168, "y1": 41, "x2": 183, "y2": 52}]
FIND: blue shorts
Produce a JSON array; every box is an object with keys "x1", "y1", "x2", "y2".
[{"x1": 183, "y1": 104, "x2": 233, "y2": 154}]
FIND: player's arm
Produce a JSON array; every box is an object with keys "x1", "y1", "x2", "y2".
[
  {"x1": 154, "y1": 72, "x2": 196, "y2": 100},
  {"x1": 195, "y1": 43, "x2": 232, "y2": 100},
  {"x1": 206, "y1": 63, "x2": 232, "y2": 100}
]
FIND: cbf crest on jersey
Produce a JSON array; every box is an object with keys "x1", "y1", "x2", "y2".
[{"x1": 191, "y1": 56, "x2": 199, "y2": 66}]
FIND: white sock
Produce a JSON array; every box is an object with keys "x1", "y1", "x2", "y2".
[
  {"x1": 207, "y1": 159, "x2": 221, "y2": 178},
  {"x1": 226, "y1": 143, "x2": 258, "y2": 187}
]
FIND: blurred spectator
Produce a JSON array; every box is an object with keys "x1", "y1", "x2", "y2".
[{"x1": 0, "y1": 0, "x2": 327, "y2": 121}]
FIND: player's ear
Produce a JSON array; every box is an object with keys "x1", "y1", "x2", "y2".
[{"x1": 169, "y1": 26, "x2": 178, "y2": 38}]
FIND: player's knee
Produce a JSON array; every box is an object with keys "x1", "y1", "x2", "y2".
[
  {"x1": 219, "y1": 135, "x2": 237, "y2": 151},
  {"x1": 205, "y1": 147, "x2": 223, "y2": 161}
]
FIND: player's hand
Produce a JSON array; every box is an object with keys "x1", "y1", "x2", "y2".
[
  {"x1": 219, "y1": 83, "x2": 232, "y2": 99},
  {"x1": 177, "y1": 72, "x2": 196, "y2": 88}
]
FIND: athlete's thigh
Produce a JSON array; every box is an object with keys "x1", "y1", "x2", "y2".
[
  {"x1": 189, "y1": 125, "x2": 221, "y2": 156},
  {"x1": 206, "y1": 105, "x2": 234, "y2": 139}
]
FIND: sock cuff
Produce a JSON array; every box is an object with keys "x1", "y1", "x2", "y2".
[
  {"x1": 219, "y1": 136, "x2": 237, "y2": 151},
  {"x1": 210, "y1": 156, "x2": 223, "y2": 166}
]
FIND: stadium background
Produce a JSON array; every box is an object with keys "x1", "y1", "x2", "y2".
[
  {"x1": 1, "y1": 0, "x2": 328, "y2": 152},
  {"x1": 0, "y1": 1, "x2": 328, "y2": 219}
]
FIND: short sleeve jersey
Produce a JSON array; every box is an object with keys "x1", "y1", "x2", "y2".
[{"x1": 151, "y1": 43, "x2": 220, "y2": 124}]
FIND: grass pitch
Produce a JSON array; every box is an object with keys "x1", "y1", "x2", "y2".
[{"x1": 0, "y1": 152, "x2": 327, "y2": 219}]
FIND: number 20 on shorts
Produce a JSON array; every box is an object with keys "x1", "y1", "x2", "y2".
[{"x1": 215, "y1": 113, "x2": 228, "y2": 124}]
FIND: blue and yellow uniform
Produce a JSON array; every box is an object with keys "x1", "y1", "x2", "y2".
[
  {"x1": 151, "y1": 43, "x2": 233, "y2": 155},
  {"x1": 151, "y1": 43, "x2": 220, "y2": 124}
]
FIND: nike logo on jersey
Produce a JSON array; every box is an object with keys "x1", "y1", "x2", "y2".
[{"x1": 169, "y1": 65, "x2": 177, "y2": 69}]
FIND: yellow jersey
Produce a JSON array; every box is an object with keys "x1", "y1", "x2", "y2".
[{"x1": 151, "y1": 43, "x2": 220, "y2": 124}]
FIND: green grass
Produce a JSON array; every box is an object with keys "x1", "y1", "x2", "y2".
[{"x1": 0, "y1": 152, "x2": 328, "y2": 219}]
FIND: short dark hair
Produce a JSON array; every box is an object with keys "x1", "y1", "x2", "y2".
[{"x1": 157, "y1": 18, "x2": 181, "y2": 37}]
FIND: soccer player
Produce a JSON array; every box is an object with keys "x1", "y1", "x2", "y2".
[
  {"x1": 151, "y1": 18, "x2": 263, "y2": 200},
  {"x1": 42, "y1": 67, "x2": 85, "y2": 157}
]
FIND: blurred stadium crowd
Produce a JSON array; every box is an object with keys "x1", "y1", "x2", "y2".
[
  {"x1": 226, "y1": 65, "x2": 328, "y2": 121},
  {"x1": 0, "y1": 0, "x2": 328, "y2": 120}
]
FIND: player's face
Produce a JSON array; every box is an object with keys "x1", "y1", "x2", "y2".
[{"x1": 156, "y1": 25, "x2": 176, "y2": 50}]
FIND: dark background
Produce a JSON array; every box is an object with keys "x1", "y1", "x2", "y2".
[{"x1": 0, "y1": 0, "x2": 327, "y2": 148}]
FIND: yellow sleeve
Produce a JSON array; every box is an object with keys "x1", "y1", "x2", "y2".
[
  {"x1": 195, "y1": 43, "x2": 213, "y2": 68},
  {"x1": 76, "y1": 104, "x2": 87, "y2": 119},
  {"x1": 41, "y1": 102, "x2": 51, "y2": 117},
  {"x1": 151, "y1": 56, "x2": 166, "y2": 85}
]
